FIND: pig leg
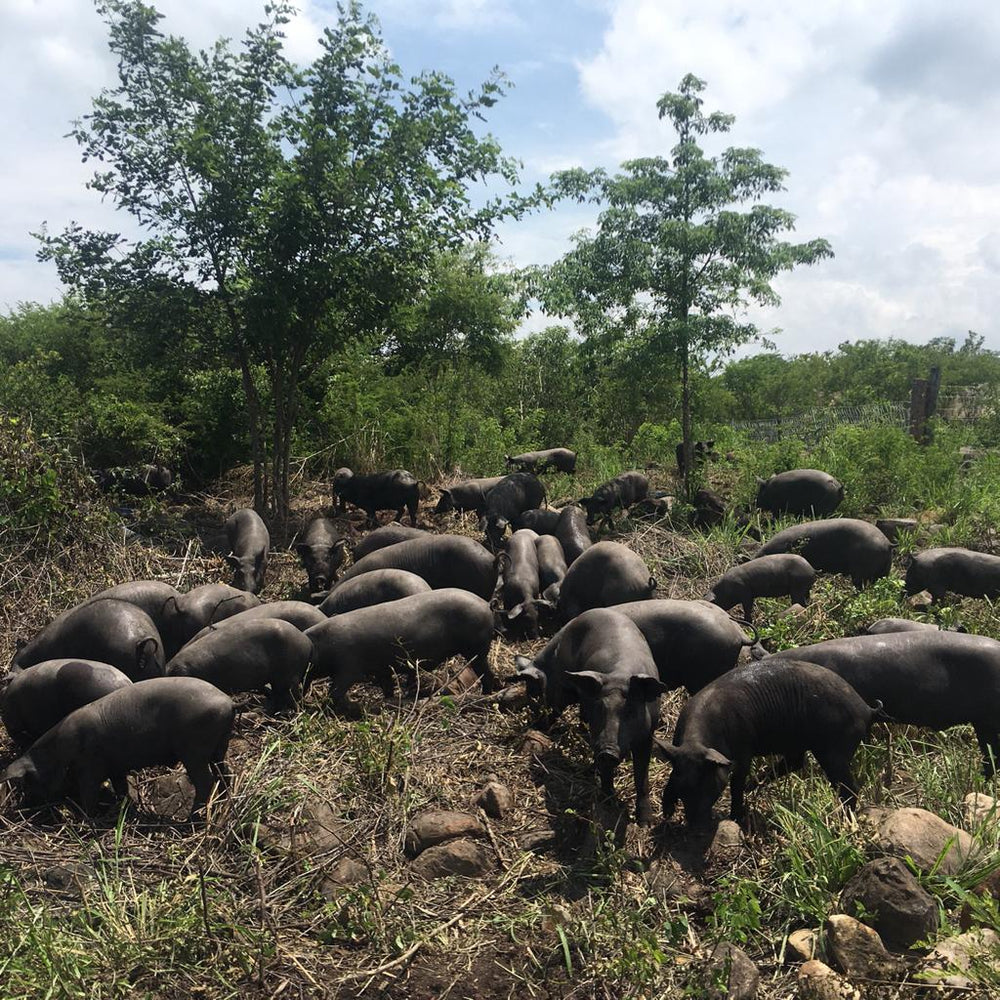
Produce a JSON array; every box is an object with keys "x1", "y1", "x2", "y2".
[
  {"x1": 75, "y1": 763, "x2": 105, "y2": 815},
  {"x1": 974, "y1": 725, "x2": 1000, "y2": 776},
  {"x1": 406, "y1": 495, "x2": 419, "y2": 527},
  {"x1": 741, "y1": 598, "x2": 755, "y2": 624},
  {"x1": 185, "y1": 759, "x2": 219, "y2": 810},
  {"x1": 728, "y1": 761, "x2": 751, "y2": 824},
  {"x1": 814, "y1": 749, "x2": 860, "y2": 809},
  {"x1": 466, "y1": 644, "x2": 497, "y2": 695},
  {"x1": 632, "y1": 741, "x2": 653, "y2": 826}
]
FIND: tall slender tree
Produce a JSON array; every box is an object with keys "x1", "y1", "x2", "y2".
[{"x1": 538, "y1": 74, "x2": 833, "y2": 493}]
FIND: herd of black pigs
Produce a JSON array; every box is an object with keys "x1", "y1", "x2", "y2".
[{"x1": 6, "y1": 445, "x2": 1000, "y2": 848}]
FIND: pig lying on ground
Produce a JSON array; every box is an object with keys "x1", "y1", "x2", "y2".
[
  {"x1": 306, "y1": 589, "x2": 496, "y2": 712},
  {"x1": 704, "y1": 553, "x2": 816, "y2": 623},
  {"x1": 535, "y1": 535, "x2": 568, "y2": 600},
  {"x1": 12, "y1": 599, "x2": 164, "y2": 681},
  {"x1": 516, "y1": 608, "x2": 666, "y2": 825},
  {"x1": 1, "y1": 659, "x2": 133, "y2": 745},
  {"x1": 225, "y1": 508, "x2": 269, "y2": 594},
  {"x1": 865, "y1": 618, "x2": 965, "y2": 635},
  {"x1": 514, "y1": 508, "x2": 561, "y2": 534},
  {"x1": 660, "y1": 659, "x2": 879, "y2": 827},
  {"x1": 1, "y1": 677, "x2": 235, "y2": 815}
]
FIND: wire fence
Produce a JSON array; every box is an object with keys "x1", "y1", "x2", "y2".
[{"x1": 732, "y1": 401, "x2": 911, "y2": 443}]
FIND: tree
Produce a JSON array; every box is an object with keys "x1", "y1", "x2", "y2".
[
  {"x1": 537, "y1": 73, "x2": 833, "y2": 493},
  {"x1": 38, "y1": 0, "x2": 528, "y2": 520}
]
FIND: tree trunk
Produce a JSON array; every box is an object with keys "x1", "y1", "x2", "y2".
[
  {"x1": 680, "y1": 336, "x2": 693, "y2": 499},
  {"x1": 236, "y1": 343, "x2": 266, "y2": 513}
]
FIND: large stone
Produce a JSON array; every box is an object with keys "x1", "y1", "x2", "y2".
[
  {"x1": 476, "y1": 781, "x2": 513, "y2": 819},
  {"x1": 838, "y1": 857, "x2": 939, "y2": 949},
  {"x1": 404, "y1": 810, "x2": 484, "y2": 857},
  {"x1": 797, "y1": 960, "x2": 861, "y2": 1000},
  {"x1": 319, "y1": 857, "x2": 368, "y2": 898},
  {"x1": 786, "y1": 929, "x2": 820, "y2": 963},
  {"x1": 778, "y1": 603, "x2": 808, "y2": 620},
  {"x1": 963, "y1": 792, "x2": 999, "y2": 830},
  {"x1": 259, "y1": 798, "x2": 351, "y2": 859},
  {"x1": 824, "y1": 914, "x2": 897, "y2": 978},
  {"x1": 705, "y1": 942, "x2": 759, "y2": 1000},
  {"x1": 908, "y1": 590, "x2": 933, "y2": 609},
  {"x1": 920, "y1": 928, "x2": 1000, "y2": 988},
  {"x1": 708, "y1": 819, "x2": 745, "y2": 857},
  {"x1": 410, "y1": 838, "x2": 492, "y2": 879},
  {"x1": 876, "y1": 807, "x2": 976, "y2": 875}
]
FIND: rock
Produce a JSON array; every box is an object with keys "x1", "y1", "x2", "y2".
[
  {"x1": 908, "y1": 590, "x2": 933, "y2": 609},
  {"x1": 438, "y1": 664, "x2": 481, "y2": 696},
  {"x1": 259, "y1": 797, "x2": 351, "y2": 859},
  {"x1": 876, "y1": 807, "x2": 976, "y2": 875},
  {"x1": 921, "y1": 928, "x2": 1000, "y2": 988},
  {"x1": 476, "y1": 781, "x2": 513, "y2": 819},
  {"x1": 786, "y1": 928, "x2": 820, "y2": 963},
  {"x1": 521, "y1": 729, "x2": 554, "y2": 755},
  {"x1": 708, "y1": 819, "x2": 745, "y2": 856},
  {"x1": 838, "y1": 857, "x2": 938, "y2": 949},
  {"x1": 778, "y1": 603, "x2": 808, "y2": 620},
  {"x1": 410, "y1": 838, "x2": 492, "y2": 879},
  {"x1": 143, "y1": 772, "x2": 195, "y2": 821},
  {"x1": 705, "y1": 942, "x2": 759, "y2": 1000},
  {"x1": 875, "y1": 518, "x2": 918, "y2": 543},
  {"x1": 404, "y1": 810, "x2": 484, "y2": 857},
  {"x1": 824, "y1": 914, "x2": 897, "y2": 978},
  {"x1": 519, "y1": 827, "x2": 557, "y2": 853},
  {"x1": 319, "y1": 857, "x2": 368, "y2": 897},
  {"x1": 496, "y1": 685, "x2": 528, "y2": 711},
  {"x1": 963, "y1": 792, "x2": 998, "y2": 829},
  {"x1": 645, "y1": 859, "x2": 700, "y2": 903},
  {"x1": 797, "y1": 960, "x2": 861, "y2": 1000}
]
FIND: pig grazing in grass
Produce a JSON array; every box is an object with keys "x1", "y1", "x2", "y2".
[
  {"x1": 2, "y1": 677, "x2": 235, "y2": 816},
  {"x1": 333, "y1": 468, "x2": 421, "y2": 526},
  {"x1": 905, "y1": 547, "x2": 1000, "y2": 603},
  {"x1": 660, "y1": 659, "x2": 879, "y2": 827},
  {"x1": 225, "y1": 508, "x2": 270, "y2": 595},
  {"x1": 705, "y1": 553, "x2": 816, "y2": 623}
]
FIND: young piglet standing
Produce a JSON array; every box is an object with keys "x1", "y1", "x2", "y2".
[
  {"x1": 660, "y1": 659, "x2": 879, "y2": 827},
  {"x1": 498, "y1": 529, "x2": 541, "y2": 638},
  {"x1": 705, "y1": 553, "x2": 816, "y2": 623},
  {"x1": 516, "y1": 608, "x2": 666, "y2": 825}
]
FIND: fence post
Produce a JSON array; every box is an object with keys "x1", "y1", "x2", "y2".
[{"x1": 909, "y1": 378, "x2": 929, "y2": 440}]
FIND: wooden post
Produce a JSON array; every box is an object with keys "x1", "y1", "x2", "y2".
[{"x1": 909, "y1": 378, "x2": 928, "y2": 440}]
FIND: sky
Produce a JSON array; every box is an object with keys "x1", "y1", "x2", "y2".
[{"x1": 2, "y1": 0, "x2": 999, "y2": 357}]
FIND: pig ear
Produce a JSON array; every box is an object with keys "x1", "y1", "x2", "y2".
[
  {"x1": 136, "y1": 637, "x2": 159, "y2": 672},
  {"x1": 564, "y1": 670, "x2": 605, "y2": 699},
  {"x1": 496, "y1": 551, "x2": 511, "y2": 573},
  {"x1": 477, "y1": 516, "x2": 488, "y2": 532},
  {"x1": 653, "y1": 736, "x2": 678, "y2": 761},
  {"x1": 516, "y1": 660, "x2": 546, "y2": 695},
  {"x1": 702, "y1": 748, "x2": 732, "y2": 768},
  {"x1": 647, "y1": 576, "x2": 657, "y2": 593},
  {"x1": 629, "y1": 675, "x2": 667, "y2": 699},
  {"x1": 224, "y1": 552, "x2": 240, "y2": 568},
  {"x1": 161, "y1": 595, "x2": 179, "y2": 617},
  {"x1": 514, "y1": 655, "x2": 535, "y2": 673},
  {"x1": 703, "y1": 591, "x2": 716, "y2": 602},
  {"x1": 507, "y1": 603, "x2": 526, "y2": 621},
  {"x1": 294, "y1": 542, "x2": 310, "y2": 556}
]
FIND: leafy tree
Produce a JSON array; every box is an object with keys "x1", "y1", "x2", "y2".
[
  {"x1": 38, "y1": 0, "x2": 528, "y2": 520},
  {"x1": 538, "y1": 73, "x2": 833, "y2": 492}
]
